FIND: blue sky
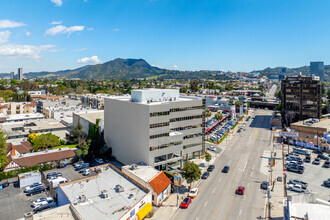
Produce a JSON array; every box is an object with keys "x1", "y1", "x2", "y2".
[{"x1": 0, "y1": 0, "x2": 330, "y2": 73}]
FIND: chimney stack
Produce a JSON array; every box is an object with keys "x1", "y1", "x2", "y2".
[{"x1": 12, "y1": 146, "x2": 16, "y2": 156}]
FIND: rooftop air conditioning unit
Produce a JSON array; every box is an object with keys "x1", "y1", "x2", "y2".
[
  {"x1": 128, "y1": 194, "x2": 134, "y2": 199},
  {"x1": 115, "y1": 184, "x2": 124, "y2": 193},
  {"x1": 130, "y1": 164, "x2": 137, "y2": 170},
  {"x1": 24, "y1": 212, "x2": 33, "y2": 220},
  {"x1": 101, "y1": 190, "x2": 109, "y2": 199},
  {"x1": 79, "y1": 194, "x2": 87, "y2": 203}
]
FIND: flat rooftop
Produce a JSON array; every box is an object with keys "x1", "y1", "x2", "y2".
[
  {"x1": 0, "y1": 113, "x2": 45, "y2": 121},
  {"x1": 291, "y1": 118, "x2": 330, "y2": 132},
  {"x1": 0, "y1": 119, "x2": 67, "y2": 137},
  {"x1": 122, "y1": 164, "x2": 160, "y2": 183},
  {"x1": 59, "y1": 164, "x2": 148, "y2": 220},
  {"x1": 290, "y1": 203, "x2": 330, "y2": 220},
  {"x1": 74, "y1": 110, "x2": 104, "y2": 124}
]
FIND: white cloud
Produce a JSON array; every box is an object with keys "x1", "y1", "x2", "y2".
[
  {"x1": 45, "y1": 25, "x2": 85, "y2": 36},
  {"x1": 51, "y1": 21, "x2": 62, "y2": 25},
  {"x1": 0, "y1": 44, "x2": 54, "y2": 59},
  {"x1": 49, "y1": 48, "x2": 66, "y2": 52},
  {"x1": 113, "y1": 28, "x2": 120, "y2": 32},
  {"x1": 173, "y1": 65, "x2": 179, "y2": 69},
  {"x1": 51, "y1": 0, "x2": 62, "y2": 6},
  {"x1": 0, "y1": 31, "x2": 11, "y2": 43},
  {"x1": 25, "y1": 31, "x2": 31, "y2": 36},
  {"x1": 77, "y1": 55, "x2": 101, "y2": 64},
  {"x1": 87, "y1": 27, "x2": 94, "y2": 31},
  {"x1": 0, "y1": 20, "x2": 26, "y2": 28},
  {"x1": 74, "y1": 48, "x2": 87, "y2": 52}
]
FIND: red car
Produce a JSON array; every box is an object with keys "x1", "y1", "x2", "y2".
[
  {"x1": 236, "y1": 186, "x2": 245, "y2": 195},
  {"x1": 180, "y1": 197, "x2": 192, "y2": 208}
]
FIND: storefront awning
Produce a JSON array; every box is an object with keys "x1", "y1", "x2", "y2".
[{"x1": 136, "y1": 202, "x2": 152, "y2": 220}]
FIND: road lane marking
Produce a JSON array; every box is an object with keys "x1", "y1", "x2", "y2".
[
  {"x1": 254, "y1": 129, "x2": 259, "y2": 140},
  {"x1": 250, "y1": 171, "x2": 253, "y2": 177},
  {"x1": 243, "y1": 195, "x2": 246, "y2": 200},
  {"x1": 242, "y1": 161, "x2": 248, "y2": 172},
  {"x1": 204, "y1": 201, "x2": 208, "y2": 207},
  {"x1": 212, "y1": 187, "x2": 216, "y2": 193},
  {"x1": 218, "y1": 177, "x2": 222, "y2": 182},
  {"x1": 196, "y1": 217, "x2": 199, "y2": 220},
  {"x1": 247, "y1": 183, "x2": 250, "y2": 188},
  {"x1": 239, "y1": 209, "x2": 242, "y2": 216}
]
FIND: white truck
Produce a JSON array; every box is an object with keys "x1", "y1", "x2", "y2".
[{"x1": 49, "y1": 177, "x2": 68, "y2": 188}]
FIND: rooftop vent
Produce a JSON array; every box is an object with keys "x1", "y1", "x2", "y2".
[
  {"x1": 100, "y1": 190, "x2": 109, "y2": 199},
  {"x1": 24, "y1": 212, "x2": 33, "y2": 220},
  {"x1": 115, "y1": 184, "x2": 124, "y2": 193},
  {"x1": 79, "y1": 195, "x2": 87, "y2": 203},
  {"x1": 128, "y1": 194, "x2": 134, "y2": 199}
]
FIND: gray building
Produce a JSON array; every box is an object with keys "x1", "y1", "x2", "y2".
[
  {"x1": 104, "y1": 89, "x2": 205, "y2": 170},
  {"x1": 18, "y1": 68, "x2": 23, "y2": 80},
  {"x1": 310, "y1": 61, "x2": 324, "y2": 79}
]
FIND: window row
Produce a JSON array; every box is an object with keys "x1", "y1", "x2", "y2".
[
  {"x1": 171, "y1": 124, "x2": 202, "y2": 132},
  {"x1": 150, "y1": 132, "x2": 169, "y2": 139},
  {"x1": 170, "y1": 115, "x2": 202, "y2": 122},
  {"x1": 150, "y1": 122, "x2": 170, "y2": 129},
  {"x1": 183, "y1": 133, "x2": 203, "y2": 139},
  {"x1": 183, "y1": 142, "x2": 202, "y2": 149},
  {"x1": 170, "y1": 106, "x2": 203, "y2": 112},
  {"x1": 150, "y1": 141, "x2": 183, "y2": 151},
  {"x1": 150, "y1": 111, "x2": 170, "y2": 117}
]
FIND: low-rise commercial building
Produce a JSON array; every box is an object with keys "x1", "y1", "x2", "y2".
[
  {"x1": 0, "y1": 102, "x2": 37, "y2": 116},
  {"x1": 57, "y1": 164, "x2": 152, "y2": 220},
  {"x1": 37, "y1": 99, "x2": 81, "y2": 113},
  {"x1": 122, "y1": 164, "x2": 171, "y2": 206},
  {"x1": 104, "y1": 89, "x2": 205, "y2": 170},
  {"x1": 0, "y1": 113, "x2": 45, "y2": 123},
  {"x1": 73, "y1": 110, "x2": 104, "y2": 136},
  {"x1": 0, "y1": 119, "x2": 67, "y2": 142},
  {"x1": 80, "y1": 93, "x2": 110, "y2": 110}
]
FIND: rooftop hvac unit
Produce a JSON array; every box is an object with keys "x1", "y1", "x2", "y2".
[
  {"x1": 130, "y1": 164, "x2": 137, "y2": 170},
  {"x1": 100, "y1": 190, "x2": 109, "y2": 199},
  {"x1": 24, "y1": 212, "x2": 33, "y2": 220},
  {"x1": 115, "y1": 184, "x2": 124, "y2": 193},
  {"x1": 128, "y1": 194, "x2": 134, "y2": 199},
  {"x1": 79, "y1": 194, "x2": 87, "y2": 203}
]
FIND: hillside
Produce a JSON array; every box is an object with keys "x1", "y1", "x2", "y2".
[{"x1": 25, "y1": 58, "x2": 229, "y2": 80}]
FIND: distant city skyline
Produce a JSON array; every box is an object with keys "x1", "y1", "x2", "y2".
[{"x1": 1, "y1": 0, "x2": 330, "y2": 73}]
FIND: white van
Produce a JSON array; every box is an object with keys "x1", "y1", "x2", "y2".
[{"x1": 49, "y1": 177, "x2": 68, "y2": 188}]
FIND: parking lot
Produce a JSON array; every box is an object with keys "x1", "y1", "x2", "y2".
[
  {"x1": 286, "y1": 150, "x2": 330, "y2": 201},
  {"x1": 0, "y1": 165, "x2": 92, "y2": 220}
]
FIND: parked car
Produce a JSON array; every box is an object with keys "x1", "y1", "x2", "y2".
[
  {"x1": 95, "y1": 158, "x2": 104, "y2": 164},
  {"x1": 46, "y1": 172, "x2": 58, "y2": 180},
  {"x1": 318, "y1": 154, "x2": 329, "y2": 160},
  {"x1": 289, "y1": 179, "x2": 308, "y2": 188},
  {"x1": 222, "y1": 166, "x2": 230, "y2": 173},
  {"x1": 33, "y1": 203, "x2": 52, "y2": 213},
  {"x1": 287, "y1": 184, "x2": 306, "y2": 193},
  {"x1": 323, "y1": 180, "x2": 330, "y2": 187},
  {"x1": 313, "y1": 149, "x2": 323, "y2": 154},
  {"x1": 24, "y1": 182, "x2": 43, "y2": 193},
  {"x1": 323, "y1": 161, "x2": 330, "y2": 168},
  {"x1": 236, "y1": 186, "x2": 245, "y2": 195},
  {"x1": 286, "y1": 166, "x2": 304, "y2": 174},
  {"x1": 0, "y1": 181, "x2": 9, "y2": 189},
  {"x1": 260, "y1": 181, "x2": 268, "y2": 190},
  {"x1": 26, "y1": 186, "x2": 45, "y2": 196},
  {"x1": 312, "y1": 158, "x2": 321, "y2": 165},
  {"x1": 304, "y1": 156, "x2": 311, "y2": 163},
  {"x1": 202, "y1": 172, "x2": 210, "y2": 179},
  {"x1": 31, "y1": 197, "x2": 54, "y2": 208},
  {"x1": 180, "y1": 197, "x2": 192, "y2": 208},
  {"x1": 188, "y1": 188, "x2": 199, "y2": 198},
  {"x1": 207, "y1": 165, "x2": 215, "y2": 172}
]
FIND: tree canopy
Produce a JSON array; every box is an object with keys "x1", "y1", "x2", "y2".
[
  {"x1": 180, "y1": 161, "x2": 201, "y2": 187},
  {"x1": 0, "y1": 130, "x2": 8, "y2": 171},
  {"x1": 68, "y1": 121, "x2": 83, "y2": 144},
  {"x1": 30, "y1": 133, "x2": 60, "y2": 151}
]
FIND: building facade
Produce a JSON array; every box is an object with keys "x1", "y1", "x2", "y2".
[
  {"x1": 310, "y1": 61, "x2": 324, "y2": 79},
  {"x1": 281, "y1": 76, "x2": 322, "y2": 125},
  {"x1": 104, "y1": 89, "x2": 205, "y2": 170},
  {"x1": 0, "y1": 102, "x2": 37, "y2": 116},
  {"x1": 18, "y1": 68, "x2": 23, "y2": 80}
]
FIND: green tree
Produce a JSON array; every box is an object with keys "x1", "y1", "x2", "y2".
[
  {"x1": 215, "y1": 111, "x2": 223, "y2": 121},
  {"x1": 205, "y1": 109, "x2": 211, "y2": 121},
  {"x1": 205, "y1": 152, "x2": 212, "y2": 165},
  {"x1": 0, "y1": 130, "x2": 8, "y2": 171},
  {"x1": 180, "y1": 161, "x2": 201, "y2": 188},
  {"x1": 229, "y1": 99, "x2": 234, "y2": 105},
  {"x1": 68, "y1": 121, "x2": 83, "y2": 144},
  {"x1": 235, "y1": 100, "x2": 242, "y2": 107},
  {"x1": 31, "y1": 133, "x2": 60, "y2": 151},
  {"x1": 76, "y1": 139, "x2": 91, "y2": 158},
  {"x1": 190, "y1": 80, "x2": 199, "y2": 92}
]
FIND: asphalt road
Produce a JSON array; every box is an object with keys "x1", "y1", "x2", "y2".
[{"x1": 172, "y1": 110, "x2": 273, "y2": 220}]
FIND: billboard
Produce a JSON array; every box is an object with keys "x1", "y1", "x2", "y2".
[
  {"x1": 268, "y1": 158, "x2": 275, "y2": 167},
  {"x1": 173, "y1": 176, "x2": 182, "y2": 186},
  {"x1": 279, "y1": 132, "x2": 299, "y2": 138}
]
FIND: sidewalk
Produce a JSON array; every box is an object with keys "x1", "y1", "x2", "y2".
[{"x1": 149, "y1": 116, "x2": 245, "y2": 220}]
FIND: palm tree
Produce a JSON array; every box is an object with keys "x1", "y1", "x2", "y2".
[
  {"x1": 215, "y1": 111, "x2": 223, "y2": 121},
  {"x1": 235, "y1": 100, "x2": 242, "y2": 107},
  {"x1": 205, "y1": 109, "x2": 211, "y2": 121}
]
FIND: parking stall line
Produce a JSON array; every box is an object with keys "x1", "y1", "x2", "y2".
[
  {"x1": 239, "y1": 209, "x2": 242, "y2": 216},
  {"x1": 204, "y1": 201, "x2": 208, "y2": 207},
  {"x1": 212, "y1": 187, "x2": 216, "y2": 193},
  {"x1": 218, "y1": 177, "x2": 222, "y2": 183}
]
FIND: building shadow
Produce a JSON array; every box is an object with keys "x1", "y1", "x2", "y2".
[{"x1": 248, "y1": 115, "x2": 272, "y2": 129}]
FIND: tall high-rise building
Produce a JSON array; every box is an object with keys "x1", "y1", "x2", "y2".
[
  {"x1": 281, "y1": 75, "x2": 322, "y2": 126},
  {"x1": 18, "y1": 68, "x2": 23, "y2": 80},
  {"x1": 310, "y1": 61, "x2": 324, "y2": 79},
  {"x1": 104, "y1": 89, "x2": 205, "y2": 170},
  {"x1": 10, "y1": 72, "x2": 14, "y2": 79}
]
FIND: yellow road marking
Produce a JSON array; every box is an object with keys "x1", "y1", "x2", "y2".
[{"x1": 254, "y1": 128, "x2": 258, "y2": 140}]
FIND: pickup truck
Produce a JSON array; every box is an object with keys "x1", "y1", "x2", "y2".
[
  {"x1": 289, "y1": 179, "x2": 308, "y2": 188},
  {"x1": 287, "y1": 184, "x2": 306, "y2": 193},
  {"x1": 286, "y1": 166, "x2": 304, "y2": 174}
]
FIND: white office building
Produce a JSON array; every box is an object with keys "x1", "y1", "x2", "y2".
[{"x1": 104, "y1": 89, "x2": 205, "y2": 170}]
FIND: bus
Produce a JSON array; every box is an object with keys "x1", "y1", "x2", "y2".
[{"x1": 293, "y1": 147, "x2": 310, "y2": 155}]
